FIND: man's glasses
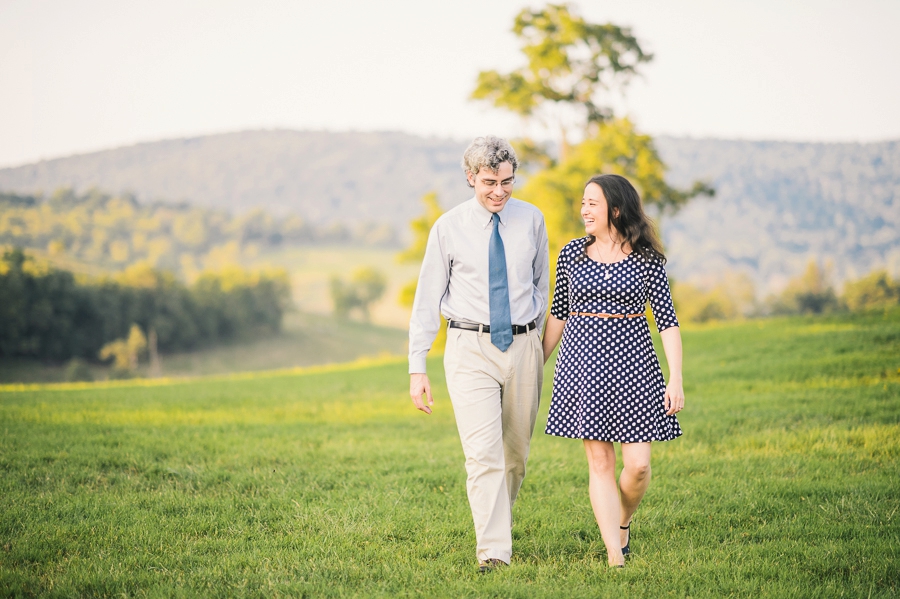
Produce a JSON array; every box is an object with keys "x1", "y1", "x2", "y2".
[{"x1": 478, "y1": 176, "x2": 515, "y2": 189}]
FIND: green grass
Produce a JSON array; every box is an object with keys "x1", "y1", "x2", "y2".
[{"x1": 1, "y1": 311, "x2": 898, "y2": 597}]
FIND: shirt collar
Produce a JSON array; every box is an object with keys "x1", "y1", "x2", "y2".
[{"x1": 471, "y1": 198, "x2": 510, "y2": 229}]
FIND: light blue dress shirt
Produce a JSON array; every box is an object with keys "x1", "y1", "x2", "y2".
[{"x1": 408, "y1": 197, "x2": 550, "y2": 374}]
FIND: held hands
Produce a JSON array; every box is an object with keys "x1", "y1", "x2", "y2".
[
  {"x1": 664, "y1": 377, "x2": 684, "y2": 416},
  {"x1": 409, "y1": 373, "x2": 434, "y2": 415}
]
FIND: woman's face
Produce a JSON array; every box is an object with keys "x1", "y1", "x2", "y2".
[{"x1": 581, "y1": 182, "x2": 610, "y2": 236}]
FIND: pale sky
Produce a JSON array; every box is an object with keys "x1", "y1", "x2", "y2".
[{"x1": 1, "y1": 0, "x2": 899, "y2": 167}]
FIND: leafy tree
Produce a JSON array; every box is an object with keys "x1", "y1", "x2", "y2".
[
  {"x1": 330, "y1": 267, "x2": 387, "y2": 322},
  {"x1": 351, "y1": 267, "x2": 387, "y2": 322},
  {"x1": 0, "y1": 187, "x2": 390, "y2": 279},
  {"x1": 472, "y1": 3, "x2": 651, "y2": 156},
  {"x1": 843, "y1": 270, "x2": 900, "y2": 312},
  {"x1": 0, "y1": 248, "x2": 292, "y2": 364},
  {"x1": 519, "y1": 119, "x2": 714, "y2": 258},
  {"x1": 330, "y1": 276, "x2": 354, "y2": 320},
  {"x1": 470, "y1": 2, "x2": 713, "y2": 267},
  {"x1": 671, "y1": 272, "x2": 757, "y2": 323},
  {"x1": 769, "y1": 261, "x2": 839, "y2": 315},
  {"x1": 193, "y1": 266, "x2": 292, "y2": 338},
  {"x1": 99, "y1": 324, "x2": 147, "y2": 377}
]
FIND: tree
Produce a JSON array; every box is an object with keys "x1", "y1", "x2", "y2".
[
  {"x1": 670, "y1": 272, "x2": 757, "y2": 323},
  {"x1": 99, "y1": 324, "x2": 147, "y2": 377},
  {"x1": 471, "y1": 3, "x2": 713, "y2": 264},
  {"x1": 769, "y1": 261, "x2": 839, "y2": 315},
  {"x1": 330, "y1": 267, "x2": 387, "y2": 322},
  {"x1": 472, "y1": 3, "x2": 651, "y2": 157},
  {"x1": 843, "y1": 270, "x2": 900, "y2": 312},
  {"x1": 517, "y1": 118, "x2": 714, "y2": 261}
]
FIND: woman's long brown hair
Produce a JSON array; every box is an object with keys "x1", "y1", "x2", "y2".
[{"x1": 583, "y1": 174, "x2": 666, "y2": 263}]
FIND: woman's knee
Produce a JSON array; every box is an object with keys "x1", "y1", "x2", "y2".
[
  {"x1": 621, "y1": 443, "x2": 652, "y2": 479},
  {"x1": 623, "y1": 457, "x2": 651, "y2": 479},
  {"x1": 584, "y1": 440, "x2": 617, "y2": 475}
]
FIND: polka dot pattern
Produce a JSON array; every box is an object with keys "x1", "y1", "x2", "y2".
[{"x1": 545, "y1": 237, "x2": 683, "y2": 443}]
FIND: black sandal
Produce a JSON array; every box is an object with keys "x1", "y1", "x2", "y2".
[{"x1": 621, "y1": 522, "x2": 632, "y2": 556}]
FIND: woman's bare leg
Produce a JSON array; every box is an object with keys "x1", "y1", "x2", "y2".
[
  {"x1": 619, "y1": 442, "x2": 652, "y2": 547},
  {"x1": 583, "y1": 440, "x2": 624, "y2": 566}
]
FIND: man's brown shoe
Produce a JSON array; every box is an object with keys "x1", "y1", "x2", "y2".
[{"x1": 478, "y1": 558, "x2": 507, "y2": 573}]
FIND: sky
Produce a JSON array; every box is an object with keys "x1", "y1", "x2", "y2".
[{"x1": 1, "y1": 0, "x2": 899, "y2": 167}]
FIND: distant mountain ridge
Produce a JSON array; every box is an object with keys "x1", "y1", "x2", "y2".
[
  {"x1": 654, "y1": 137, "x2": 899, "y2": 292},
  {"x1": 0, "y1": 130, "x2": 473, "y2": 225},
  {"x1": 0, "y1": 129, "x2": 897, "y2": 293}
]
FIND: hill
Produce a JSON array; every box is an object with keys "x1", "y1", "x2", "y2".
[
  {"x1": 0, "y1": 130, "x2": 472, "y2": 226},
  {"x1": 1, "y1": 130, "x2": 898, "y2": 292},
  {"x1": 655, "y1": 137, "x2": 900, "y2": 293}
]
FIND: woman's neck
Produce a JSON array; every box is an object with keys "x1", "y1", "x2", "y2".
[{"x1": 590, "y1": 233, "x2": 631, "y2": 262}]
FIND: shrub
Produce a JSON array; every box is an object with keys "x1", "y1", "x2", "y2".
[
  {"x1": 843, "y1": 270, "x2": 900, "y2": 312},
  {"x1": 63, "y1": 358, "x2": 93, "y2": 382}
]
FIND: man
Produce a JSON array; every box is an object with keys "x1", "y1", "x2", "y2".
[{"x1": 408, "y1": 136, "x2": 549, "y2": 572}]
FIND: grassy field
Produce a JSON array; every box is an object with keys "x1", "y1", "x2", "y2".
[{"x1": 1, "y1": 311, "x2": 898, "y2": 597}]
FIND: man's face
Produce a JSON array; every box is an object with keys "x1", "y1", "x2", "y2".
[{"x1": 467, "y1": 162, "x2": 515, "y2": 214}]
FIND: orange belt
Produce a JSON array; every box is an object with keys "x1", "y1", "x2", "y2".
[{"x1": 570, "y1": 311, "x2": 645, "y2": 319}]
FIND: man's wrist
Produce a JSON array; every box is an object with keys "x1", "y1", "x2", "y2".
[{"x1": 409, "y1": 355, "x2": 428, "y2": 375}]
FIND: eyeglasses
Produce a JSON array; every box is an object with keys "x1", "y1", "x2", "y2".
[{"x1": 477, "y1": 176, "x2": 515, "y2": 189}]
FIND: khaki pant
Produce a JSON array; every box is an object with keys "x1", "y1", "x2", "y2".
[{"x1": 443, "y1": 324, "x2": 543, "y2": 563}]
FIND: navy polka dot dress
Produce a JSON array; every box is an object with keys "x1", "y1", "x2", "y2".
[{"x1": 545, "y1": 237, "x2": 683, "y2": 443}]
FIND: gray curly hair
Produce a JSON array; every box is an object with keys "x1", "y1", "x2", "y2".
[{"x1": 461, "y1": 136, "x2": 518, "y2": 186}]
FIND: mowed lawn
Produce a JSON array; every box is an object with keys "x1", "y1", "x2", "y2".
[{"x1": 1, "y1": 312, "x2": 898, "y2": 598}]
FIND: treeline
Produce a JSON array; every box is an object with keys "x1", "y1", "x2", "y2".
[
  {"x1": 0, "y1": 248, "x2": 291, "y2": 362},
  {"x1": 672, "y1": 261, "x2": 900, "y2": 323},
  {"x1": 0, "y1": 188, "x2": 397, "y2": 277}
]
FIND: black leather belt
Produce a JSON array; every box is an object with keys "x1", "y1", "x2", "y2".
[{"x1": 449, "y1": 320, "x2": 537, "y2": 335}]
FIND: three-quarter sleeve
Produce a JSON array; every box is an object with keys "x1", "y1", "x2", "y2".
[
  {"x1": 549, "y1": 246, "x2": 571, "y2": 320},
  {"x1": 646, "y1": 259, "x2": 679, "y2": 332}
]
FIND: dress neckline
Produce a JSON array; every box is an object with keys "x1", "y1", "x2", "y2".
[{"x1": 586, "y1": 249, "x2": 633, "y2": 266}]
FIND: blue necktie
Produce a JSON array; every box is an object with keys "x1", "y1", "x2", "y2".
[{"x1": 489, "y1": 213, "x2": 512, "y2": 351}]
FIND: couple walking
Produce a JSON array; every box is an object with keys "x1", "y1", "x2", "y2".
[{"x1": 408, "y1": 136, "x2": 684, "y2": 571}]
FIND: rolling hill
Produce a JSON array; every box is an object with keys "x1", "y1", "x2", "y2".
[{"x1": 1, "y1": 130, "x2": 897, "y2": 293}]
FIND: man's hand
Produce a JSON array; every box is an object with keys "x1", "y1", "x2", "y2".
[{"x1": 409, "y1": 373, "x2": 434, "y2": 415}]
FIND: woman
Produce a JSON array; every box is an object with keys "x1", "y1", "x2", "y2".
[{"x1": 542, "y1": 174, "x2": 684, "y2": 568}]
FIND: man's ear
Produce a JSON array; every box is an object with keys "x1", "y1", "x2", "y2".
[
  {"x1": 613, "y1": 207, "x2": 620, "y2": 219},
  {"x1": 466, "y1": 171, "x2": 476, "y2": 187}
]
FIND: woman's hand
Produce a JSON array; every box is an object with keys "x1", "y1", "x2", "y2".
[
  {"x1": 664, "y1": 377, "x2": 684, "y2": 416},
  {"x1": 659, "y1": 326, "x2": 684, "y2": 416}
]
